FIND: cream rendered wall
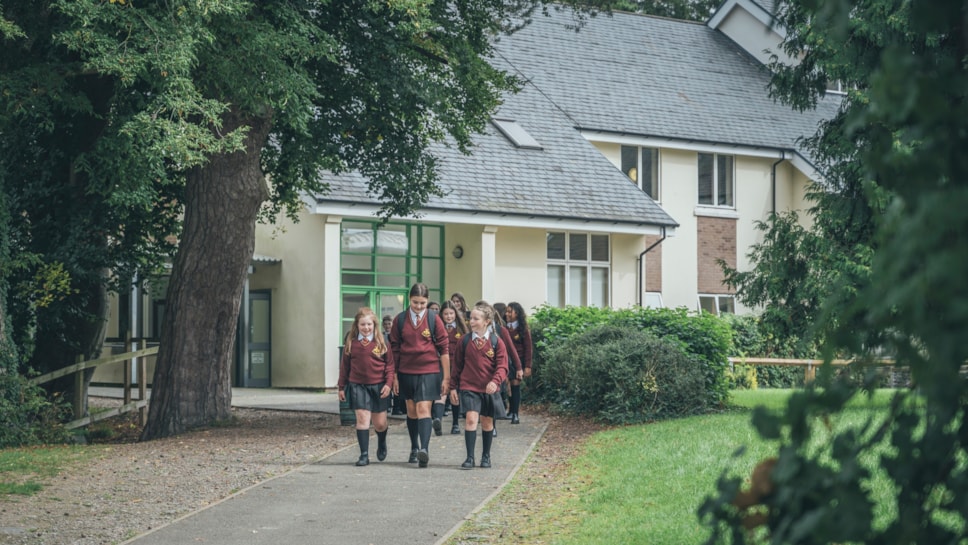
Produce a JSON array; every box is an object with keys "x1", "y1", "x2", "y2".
[
  {"x1": 251, "y1": 210, "x2": 329, "y2": 388},
  {"x1": 734, "y1": 156, "x2": 782, "y2": 314},
  {"x1": 657, "y1": 148, "x2": 700, "y2": 310},
  {"x1": 445, "y1": 223, "x2": 484, "y2": 301},
  {"x1": 611, "y1": 233, "x2": 644, "y2": 308},
  {"x1": 493, "y1": 227, "x2": 547, "y2": 312}
]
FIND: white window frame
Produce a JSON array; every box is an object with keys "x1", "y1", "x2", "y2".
[
  {"x1": 698, "y1": 294, "x2": 735, "y2": 316},
  {"x1": 620, "y1": 145, "x2": 660, "y2": 201},
  {"x1": 547, "y1": 232, "x2": 611, "y2": 308},
  {"x1": 697, "y1": 153, "x2": 735, "y2": 208}
]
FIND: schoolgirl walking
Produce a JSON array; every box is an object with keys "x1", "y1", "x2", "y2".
[
  {"x1": 338, "y1": 307, "x2": 394, "y2": 466},
  {"x1": 390, "y1": 283, "x2": 450, "y2": 468},
  {"x1": 440, "y1": 300, "x2": 469, "y2": 434},
  {"x1": 449, "y1": 304, "x2": 509, "y2": 469},
  {"x1": 504, "y1": 302, "x2": 533, "y2": 424}
]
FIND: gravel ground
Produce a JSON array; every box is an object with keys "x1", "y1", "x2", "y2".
[
  {"x1": 0, "y1": 403, "x2": 355, "y2": 545},
  {"x1": 0, "y1": 402, "x2": 602, "y2": 545}
]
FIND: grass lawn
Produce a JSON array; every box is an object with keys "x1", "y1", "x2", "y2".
[
  {"x1": 521, "y1": 388, "x2": 896, "y2": 544},
  {"x1": 0, "y1": 445, "x2": 96, "y2": 496}
]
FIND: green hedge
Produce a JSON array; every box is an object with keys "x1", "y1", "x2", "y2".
[
  {"x1": 0, "y1": 373, "x2": 70, "y2": 447},
  {"x1": 527, "y1": 306, "x2": 732, "y2": 422}
]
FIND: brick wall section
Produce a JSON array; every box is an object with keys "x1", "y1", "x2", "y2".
[
  {"x1": 697, "y1": 216, "x2": 736, "y2": 294},
  {"x1": 643, "y1": 234, "x2": 663, "y2": 292}
]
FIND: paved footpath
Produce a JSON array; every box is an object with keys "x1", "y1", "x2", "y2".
[{"x1": 116, "y1": 388, "x2": 547, "y2": 545}]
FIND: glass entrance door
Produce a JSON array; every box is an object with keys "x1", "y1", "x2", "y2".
[{"x1": 247, "y1": 291, "x2": 271, "y2": 387}]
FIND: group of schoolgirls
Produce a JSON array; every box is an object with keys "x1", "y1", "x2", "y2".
[{"x1": 337, "y1": 283, "x2": 532, "y2": 470}]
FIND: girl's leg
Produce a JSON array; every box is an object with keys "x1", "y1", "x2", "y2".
[
  {"x1": 405, "y1": 399, "x2": 419, "y2": 461},
  {"x1": 451, "y1": 399, "x2": 461, "y2": 434},
  {"x1": 372, "y1": 411, "x2": 389, "y2": 461},
  {"x1": 355, "y1": 409, "x2": 372, "y2": 466},
  {"x1": 509, "y1": 379, "x2": 522, "y2": 423},
  {"x1": 462, "y1": 410, "x2": 479, "y2": 469},
  {"x1": 432, "y1": 395, "x2": 446, "y2": 436},
  {"x1": 415, "y1": 400, "x2": 434, "y2": 466},
  {"x1": 480, "y1": 415, "x2": 494, "y2": 468}
]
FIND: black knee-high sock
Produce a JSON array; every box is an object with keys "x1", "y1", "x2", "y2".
[
  {"x1": 482, "y1": 426, "x2": 494, "y2": 456},
  {"x1": 406, "y1": 418, "x2": 418, "y2": 450},
  {"x1": 376, "y1": 429, "x2": 387, "y2": 450},
  {"x1": 432, "y1": 402, "x2": 444, "y2": 420},
  {"x1": 356, "y1": 429, "x2": 369, "y2": 455},
  {"x1": 452, "y1": 402, "x2": 460, "y2": 425},
  {"x1": 417, "y1": 417, "x2": 433, "y2": 450},
  {"x1": 464, "y1": 429, "x2": 477, "y2": 459},
  {"x1": 510, "y1": 384, "x2": 522, "y2": 414}
]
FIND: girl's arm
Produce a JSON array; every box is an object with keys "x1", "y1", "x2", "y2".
[{"x1": 522, "y1": 326, "x2": 533, "y2": 372}]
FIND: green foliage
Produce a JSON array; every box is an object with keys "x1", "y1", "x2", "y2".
[
  {"x1": 529, "y1": 306, "x2": 733, "y2": 420},
  {"x1": 0, "y1": 373, "x2": 70, "y2": 447},
  {"x1": 0, "y1": 442, "x2": 93, "y2": 496},
  {"x1": 701, "y1": 1, "x2": 968, "y2": 543},
  {"x1": 611, "y1": 0, "x2": 719, "y2": 21},
  {"x1": 541, "y1": 324, "x2": 713, "y2": 423}
]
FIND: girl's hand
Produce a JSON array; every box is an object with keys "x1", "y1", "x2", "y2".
[
  {"x1": 392, "y1": 378, "x2": 399, "y2": 396},
  {"x1": 440, "y1": 383, "x2": 449, "y2": 397},
  {"x1": 380, "y1": 385, "x2": 391, "y2": 398},
  {"x1": 338, "y1": 389, "x2": 346, "y2": 402},
  {"x1": 485, "y1": 381, "x2": 498, "y2": 395},
  {"x1": 516, "y1": 370, "x2": 524, "y2": 380},
  {"x1": 449, "y1": 389, "x2": 459, "y2": 405},
  {"x1": 524, "y1": 368, "x2": 532, "y2": 378}
]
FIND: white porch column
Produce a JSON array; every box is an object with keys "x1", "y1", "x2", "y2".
[
  {"x1": 481, "y1": 225, "x2": 499, "y2": 302},
  {"x1": 323, "y1": 215, "x2": 343, "y2": 388}
]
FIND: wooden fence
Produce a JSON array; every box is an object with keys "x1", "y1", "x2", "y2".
[
  {"x1": 728, "y1": 357, "x2": 896, "y2": 383},
  {"x1": 28, "y1": 341, "x2": 156, "y2": 430}
]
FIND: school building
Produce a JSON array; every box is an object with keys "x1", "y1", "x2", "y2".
[{"x1": 98, "y1": 0, "x2": 841, "y2": 389}]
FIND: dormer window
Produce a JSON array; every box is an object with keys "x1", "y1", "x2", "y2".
[{"x1": 621, "y1": 145, "x2": 659, "y2": 200}]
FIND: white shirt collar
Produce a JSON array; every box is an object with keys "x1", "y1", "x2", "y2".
[
  {"x1": 506, "y1": 320, "x2": 518, "y2": 330},
  {"x1": 358, "y1": 333, "x2": 373, "y2": 342}
]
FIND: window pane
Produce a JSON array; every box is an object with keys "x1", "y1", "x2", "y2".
[
  {"x1": 547, "y1": 265, "x2": 565, "y2": 308},
  {"x1": 591, "y1": 235, "x2": 609, "y2": 262},
  {"x1": 698, "y1": 296, "x2": 717, "y2": 315},
  {"x1": 421, "y1": 226, "x2": 441, "y2": 257},
  {"x1": 591, "y1": 267, "x2": 608, "y2": 308},
  {"x1": 343, "y1": 292, "x2": 368, "y2": 336},
  {"x1": 250, "y1": 299, "x2": 270, "y2": 344},
  {"x1": 569, "y1": 233, "x2": 587, "y2": 261},
  {"x1": 421, "y1": 258, "x2": 441, "y2": 291},
  {"x1": 376, "y1": 256, "x2": 407, "y2": 287},
  {"x1": 342, "y1": 226, "x2": 375, "y2": 252},
  {"x1": 621, "y1": 145, "x2": 638, "y2": 182},
  {"x1": 718, "y1": 296, "x2": 735, "y2": 315},
  {"x1": 698, "y1": 153, "x2": 714, "y2": 205},
  {"x1": 569, "y1": 266, "x2": 587, "y2": 306},
  {"x1": 378, "y1": 293, "x2": 405, "y2": 326},
  {"x1": 376, "y1": 227, "x2": 408, "y2": 255},
  {"x1": 644, "y1": 293, "x2": 663, "y2": 309},
  {"x1": 547, "y1": 232, "x2": 565, "y2": 260},
  {"x1": 642, "y1": 148, "x2": 658, "y2": 199},
  {"x1": 717, "y1": 155, "x2": 734, "y2": 206}
]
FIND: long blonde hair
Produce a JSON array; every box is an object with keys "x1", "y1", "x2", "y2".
[{"x1": 344, "y1": 307, "x2": 387, "y2": 356}]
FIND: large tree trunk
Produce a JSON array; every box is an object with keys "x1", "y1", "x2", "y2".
[{"x1": 141, "y1": 110, "x2": 271, "y2": 440}]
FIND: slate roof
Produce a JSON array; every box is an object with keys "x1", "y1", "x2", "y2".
[
  {"x1": 492, "y1": 8, "x2": 840, "y2": 156},
  {"x1": 316, "y1": 7, "x2": 840, "y2": 228},
  {"x1": 319, "y1": 79, "x2": 678, "y2": 227}
]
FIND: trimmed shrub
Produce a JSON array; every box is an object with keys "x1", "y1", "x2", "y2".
[
  {"x1": 529, "y1": 305, "x2": 732, "y2": 410},
  {"x1": 541, "y1": 324, "x2": 711, "y2": 423}
]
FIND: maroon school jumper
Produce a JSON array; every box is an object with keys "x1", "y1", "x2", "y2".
[
  {"x1": 445, "y1": 325, "x2": 464, "y2": 361},
  {"x1": 390, "y1": 312, "x2": 449, "y2": 375},
  {"x1": 509, "y1": 324, "x2": 533, "y2": 373},
  {"x1": 450, "y1": 333, "x2": 509, "y2": 393},
  {"x1": 496, "y1": 324, "x2": 522, "y2": 374},
  {"x1": 338, "y1": 338, "x2": 395, "y2": 389}
]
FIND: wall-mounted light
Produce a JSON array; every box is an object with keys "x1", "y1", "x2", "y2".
[{"x1": 452, "y1": 245, "x2": 464, "y2": 259}]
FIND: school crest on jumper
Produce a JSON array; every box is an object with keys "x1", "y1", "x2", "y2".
[
  {"x1": 421, "y1": 328, "x2": 431, "y2": 338},
  {"x1": 372, "y1": 346, "x2": 382, "y2": 357},
  {"x1": 514, "y1": 333, "x2": 520, "y2": 340},
  {"x1": 455, "y1": 332, "x2": 462, "y2": 339},
  {"x1": 486, "y1": 348, "x2": 495, "y2": 358}
]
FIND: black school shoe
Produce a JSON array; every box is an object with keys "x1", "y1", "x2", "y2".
[
  {"x1": 511, "y1": 413, "x2": 520, "y2": 424},
  {"x1": 479, "y1": 454, "x2": 491, "y2": 468},
  {"x1": 408, "y1": 449, "x2": 419, "y2": 463},
  {"x1": 417, "y1": 449, "x2": 429, "y2": 468},
  {"x1": 432, "y1": 418, "x2": 442, "y2": 436},
  {"x1": 377, "y1": 443, "x2": 387, "y2": 462},
  {"x1": 461, "y1": 456, "x2": 475, "y2": 470},
  {"x1": 450, "y1": 424, "x2": 461, "y2": 435},
  {"x1": 356, "y1": 454, "x2": 369, "y2": 467}
]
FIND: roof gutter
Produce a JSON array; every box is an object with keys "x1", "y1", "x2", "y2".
[{"x1": 637, "y1": 226, "x2": 667, "y2": 307}]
